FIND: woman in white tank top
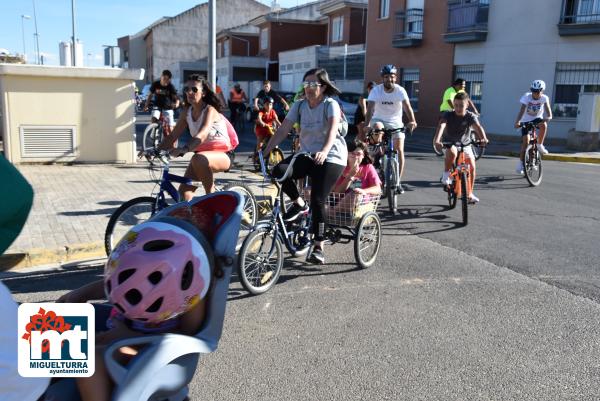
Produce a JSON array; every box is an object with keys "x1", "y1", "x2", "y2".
[{"x1": 159, "y1": 74, "x2": 232, "y2": 198}]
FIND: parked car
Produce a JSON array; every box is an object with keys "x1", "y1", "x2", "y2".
[{"x1": 333, "y1": 92, "x2": 361, "y2": 125}]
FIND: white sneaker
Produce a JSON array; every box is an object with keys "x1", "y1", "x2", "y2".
[
  {"x1": 468, "y1": 194, "x2": 479, "y2": 204},
  {"x1": 538, "y1": 144, "x2": 549, "y2": 155},
  {"x1": 440, "y1": 171, "x2": 452, "y2": 185},
  {"x1": 516, "y1": 161, "x2": 524, "y2": 175}
]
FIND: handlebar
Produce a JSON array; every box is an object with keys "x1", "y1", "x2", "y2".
[
  {"x1": 138, "y1": 148, "x2": 170, "y2": 165},
  {"x1": 441, "y1": 139, "x2": 486, "y2": 148},
  {"x1": 258, "y1": 151, "x2": 313, "y2": 183},
  {"x1": 519, "y1": 118, "x2": 545, "y2": 129}
]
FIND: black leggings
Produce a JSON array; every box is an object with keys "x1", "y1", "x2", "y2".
[{"x1": 273, "y1": 154, "x2": 344, "y2": 241}]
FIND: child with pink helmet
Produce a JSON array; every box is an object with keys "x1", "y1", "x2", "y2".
[{"x1": 57, "y1": 219, "x2": 213, "y2": 401}]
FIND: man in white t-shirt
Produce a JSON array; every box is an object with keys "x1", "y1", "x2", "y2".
[
  {"x1": 513, "y1": 79, "x2": 553, "y2": 174},
  {"x1": 365, "y1": 64, "x2": 417, "y2": 193}
]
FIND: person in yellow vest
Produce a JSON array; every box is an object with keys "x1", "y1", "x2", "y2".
[{"x1": 440, "y1": 78, "x2": 479, "y2": 115}]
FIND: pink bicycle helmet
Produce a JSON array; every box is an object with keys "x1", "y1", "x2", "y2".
[{"x1": 104, "y1": 218, "x2": 213, "y2": 323}]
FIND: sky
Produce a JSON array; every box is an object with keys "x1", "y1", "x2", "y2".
[{"x1": 1, "y1": 0, "x2": 313, "y2": 67}]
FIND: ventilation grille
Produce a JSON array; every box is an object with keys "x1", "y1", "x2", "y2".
[{"x1": 20, "y1": 126, "x2": 76, "y2": 158}]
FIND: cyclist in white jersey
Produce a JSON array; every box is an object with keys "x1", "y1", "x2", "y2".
[{"x1": 365, "y1": 64, "x2": 417, "y2": 193}]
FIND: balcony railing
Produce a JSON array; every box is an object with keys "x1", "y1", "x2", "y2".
[
  {"x1": 444, "y1": 1, "x2": 489, "y2": 43},
  {"x1": 558, "y1": 0, "x2": 600, "y2": 35},
  {"x1": 393, "y1": 8, "x2": 424, "y2": 48}
]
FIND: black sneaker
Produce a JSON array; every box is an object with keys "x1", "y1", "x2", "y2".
[
  {"x1": 308, "y1": 246, "x2": 325, "y2": 264},
  {"x1": 283, "y1": 202, "x2": 309, "y2": 222},
  {"x1": 396, "y1": 184, "x2": 405, "y2": 194}
]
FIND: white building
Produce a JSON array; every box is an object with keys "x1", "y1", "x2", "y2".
[{"x1": 450, "y1": 0, "x2": 600, "y2": 140}]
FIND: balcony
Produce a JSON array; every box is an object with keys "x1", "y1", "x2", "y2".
[
  {"x1": 392, "y1": 9, "x2": 423, "y2": 48},
  {"x1": 558, "y1": 0, "x2": 600, "y2": 36},
  {"x1": 443, "y1": 1, "x2": 489, "y2": 43}
]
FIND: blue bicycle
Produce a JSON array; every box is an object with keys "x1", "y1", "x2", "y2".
[{"x1": 104, "y1": 149, "x2": 258, "y2": 255}]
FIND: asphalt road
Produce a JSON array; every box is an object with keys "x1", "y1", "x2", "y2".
[{"x1": 3, "y1": 117, "x2": 599, "y2": 400}]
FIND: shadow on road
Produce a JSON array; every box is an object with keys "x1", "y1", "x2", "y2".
[{"x1": 475, "y1": 174, "x2": 531, "y2": 190}]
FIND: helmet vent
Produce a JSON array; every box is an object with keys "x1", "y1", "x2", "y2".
[
  {"x1": 146, "y1": 297, "x2": 163, "y2": 313},
  {"x1": 143, "y1": 240, "x2": 174, "y2": 252},
  {"x1": 118, "y1": 269, "x2": 136, "y2": 284},
  {"x1": 148, "y1": 271, "x2": 163, "y2": 285},
  {"x1": 181, "y1": 261, "x2": 195, "y2": 291},
  {"x1": 125, "y1": 289, "x2": 142, "y2": 305}
]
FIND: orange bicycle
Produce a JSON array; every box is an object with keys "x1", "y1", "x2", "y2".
[{"x1": 442, "y1": 139, "x2": 482, "y2": 226}]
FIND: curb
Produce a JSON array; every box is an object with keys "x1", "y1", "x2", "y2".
[
  {"x1": 0, "y1": 241, "x2": 106, "y2": 271},
  {"x1": 493, "y1": 150, "x2": 600, "y2": 164}
]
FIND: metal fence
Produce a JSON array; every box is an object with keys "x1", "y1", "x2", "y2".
[
  {"x1": 560, "y1": 0, "x2": 600, "y2": 24},
  {"x1": 447, "y1": 0, "x2": 489, "y2": 33},
  {"x1": 394, "y1": 8, "x2": 424, "y2": 40},
  {"x1": 553, "y1": 62, "x2": 600, "y2": 118},
  {"x1": 317, "y1": 46, "x2": 365, "y2": 81},
  {"x1": 454, "y1": 64, "x2": 485, "y2": 113}
]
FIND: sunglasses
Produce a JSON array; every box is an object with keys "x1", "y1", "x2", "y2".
[
  {"x1": 303, "y1": 81, "x2": 322, "y2": 89},
  {"x1": 531, "y1": 89, "x2": 541, "y2": 93},
  {"x1": 184, "y1": 86, "x2": 200, "y2": 94},
  {"x1": 372, "y1": 128, "x2": 384, "y2": 133}
]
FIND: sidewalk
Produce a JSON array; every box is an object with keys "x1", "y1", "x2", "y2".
[{"x1": 0, "y1": 154, "x2": 275, "y2": 270}]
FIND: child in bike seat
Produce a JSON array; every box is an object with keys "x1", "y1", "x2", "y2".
[
  {"x1": 332, "y1": 141, "x2": 381, "y2": 213},
  {"x1": 433, "y1": 92, "x2": 488, "y2": 204},
  {"x1": 365, "y1": 121, "x2": 385, "y2": 169},
  {"x1": 255, "y1": 97, "x2": 281, "y2": 154},
  {"x1": 56, "y1": 220, "x2": 212, "y2": 401}
]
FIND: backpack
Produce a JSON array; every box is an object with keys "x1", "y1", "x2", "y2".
[
  {"x1": 298, "y1": 98, "x2": 348, "y2": 138},
  {"x1": 221, "y1": 113, "x2": 239, "y2": 150}
]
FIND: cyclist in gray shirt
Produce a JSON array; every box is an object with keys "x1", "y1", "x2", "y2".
[{"x1": 264, "y1": 68, "x2": 347, "y2": 264}]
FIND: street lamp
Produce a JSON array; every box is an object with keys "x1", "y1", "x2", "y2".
[{"x1": 21, "y1": 15, "x2": 31, "y2": 61}]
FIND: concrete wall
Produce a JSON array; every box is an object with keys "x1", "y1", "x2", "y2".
[
  {"x1": 150, "y1": 0, "x2": 269, "y2": 82},
  {"x1": 454, "y1": 0, "x2": 600, "y2": 139},
  {"x1": 279, "y1": 46, "x2": 318, "y2": 92},
  {"x1": 365, "y1": 0, "x2": 455, "y2": 127},
  {"x1": 0, "y1": 65, "x2": 143, "y2": 164}
]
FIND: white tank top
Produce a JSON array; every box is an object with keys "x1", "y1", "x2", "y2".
[{"x1": 186, "y1": 105, "x2": 230, "y2": 152}]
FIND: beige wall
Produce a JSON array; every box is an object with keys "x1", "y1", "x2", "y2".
[{"x1": 0, "y1": 65, "x2": 144, "y2": 164}]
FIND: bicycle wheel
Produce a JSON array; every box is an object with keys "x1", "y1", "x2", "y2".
[
  {"x1": 460, "y1": 171, "x2": 469, "y2": 226},
  {"x1": 470, "y1": 132, "x2": 485, "y2": 160},
  {"x1": 354, "y1": 212, "x2": 381, "y2": 269},
  {"x1": 223, "y1": 182, "x2": 258, "y2": 235},
  {"x1": 386, "y1": 157, "x2": 398, "y2": 214},
  {"x1": 524, "y1": 145, "x2": 543, "y2": 187},
  {"x1": 142, "y1": 123, "x2": 162, "y2": 151},
  {"x1": 104, "y1": 196, "x2": 157, "y2": 256},
  {"x1": 237, "y1": 226, "x2": 283, "y2": 295},
  {"x1": 447, "y1": 182, "x2": 457, "y2": 209}
]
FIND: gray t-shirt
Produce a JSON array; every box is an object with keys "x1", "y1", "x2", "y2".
[
  {"x1": 441, "y1": 111, "x2": 478, "y2": 143},
  {"x1": 285, "y1": 97, "x2": 348, "y2": 166}
]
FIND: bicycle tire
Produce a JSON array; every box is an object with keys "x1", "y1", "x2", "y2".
[
  {"x1": 460, "y1": 171, "x2": 468, "y2": 226},
  {"x1": 447, "y1": 183, "x2": 457, "y2": 209},
  {"x1": 237, "y1": 226, "x2": 283, "y2": 295},
  {"x1": 354, "y1": 212, "x2": 382, "y2": 269},
  {"x1": 386, "y1": 157, "x2": 398, "y2": 214},
  {"x1": 524, "y1": 145, "x2": 543, "y2": 187},
  {"x1": 222, "y1": 182, "x2": 258, "y2": 234},
  {"x1": 104, "y1": 196, "x2": 157, "y2": 256},
  {"x1": 142, "y1": 123, "x2": 162, "y2": 151}
]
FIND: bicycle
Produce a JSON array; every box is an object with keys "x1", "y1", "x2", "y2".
[
  {"x1": 104, "y1": 148, "x2": 258, "y2": 256},
  {"x1": 434, "y1": 129, "x2": 485, "y2": 160},
  {"x1": 142, "y1": 109, "x2": 171, "y2": 151},
  {"x1": 236, "y1": 151, "x2": 382, "y2": 295},
  {"x1": 441, "y1": 139, "x2": 483, "y2": 226},
  {"x1": 519, "y1": 119, "x2": 544, "y2": 187},
  {"x1": 366, "y1": 127, "x2": 405, "y2": 215}
]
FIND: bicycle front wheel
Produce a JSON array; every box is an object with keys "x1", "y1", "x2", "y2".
[
  {"x1": 104, "y1": 196, "x2": 157, "y2": 256},
  {"x1": 524, "y1": 145, "x2": 543, "y2": 187},
  {"x1": 354, "y1": 212, "x2": 382, "y2": 268},
  {"x1": 142, "y1": 123, "x2": 162, "y2": 151},
  {"x1": 237, "y1": 226, "x2": 283, "y2": 295},
  {"x1": 386, "y1": 157, "x2": 398, "y2": 214},
  {"x1": 460, "y1": 172, "x2": 469, "y2": 226}
]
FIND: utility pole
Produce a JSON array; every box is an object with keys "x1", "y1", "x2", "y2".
[
  {"x1": 208, "y1": 0, "x2": 216, "y2": 90},
  {"x1": 21, "y1": 15, "x2": 31, "y2": 61},
  {"x1": 71, "y1": 0, "x2": 77, "y2": 66},
  {"x1": 32, "y1": 0, "x2": 40, "y2": 64}
]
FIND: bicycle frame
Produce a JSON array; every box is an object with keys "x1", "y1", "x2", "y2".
[{"x1": 443, "y1": 141, "x2": 475, "y2": 197}]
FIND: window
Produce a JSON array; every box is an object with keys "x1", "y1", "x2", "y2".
[
  {"x1": 260, "y1": 28, "x2": 268, "y2": 50},
  {"x1": 223, "y1": 39, "x2": 230, "y2": 57},
  {"x1": 454, "y1": 64, "x2": 485, "y2": 113},
  {"x1": 554, "y1": 62, "x2": 600, "y2": 118},
  {"x1": 402, "y1": 68, "x2": 420, "y2": 111},
  {"x1": 331, "y1": 16, "x2": 344, "y2": 42},
  {"x1": 379, "y1": 0, "x2": 390, "y2": 19}
]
